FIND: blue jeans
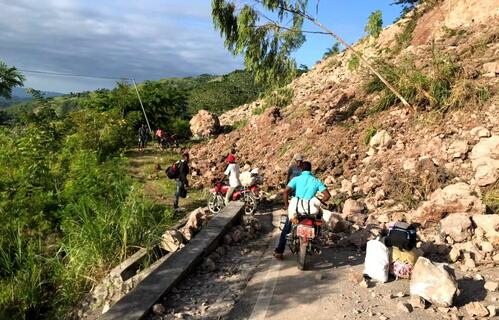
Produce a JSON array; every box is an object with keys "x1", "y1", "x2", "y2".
[
  {"x1": 275, "y1": 217, "x2": 292, "y2": 254},
  {"x1": 173, "y1": 180, "x2": 184, "y2": 209}
]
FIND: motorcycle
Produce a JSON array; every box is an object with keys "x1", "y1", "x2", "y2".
[
  {"x1": 207, "y1": 172, "x2": 262, "y2": 215},
  {"x1": 287, "y1": 213, "x2": 322, "y2": 270}
]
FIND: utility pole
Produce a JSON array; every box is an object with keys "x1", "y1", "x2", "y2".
[{"x1": 131, "y1": 77, "x2": 152, "y2": 133}]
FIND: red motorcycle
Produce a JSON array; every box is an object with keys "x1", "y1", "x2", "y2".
[
  {"x1": 288, "y1": 214, "x2": 322, "y2": 270},
  {"x1": 207, "y1": 181, "x2": 259, "y2": 215}
]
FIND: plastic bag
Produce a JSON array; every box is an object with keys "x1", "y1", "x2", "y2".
[{"x1": 363, "y1": 239, "x2": 390, "y2": 283}]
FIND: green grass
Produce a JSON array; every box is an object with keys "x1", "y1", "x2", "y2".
[
  {"x1": 482, "y1": 183, "x2": 499, "y2": 214},
  {"x1": 348, "y1": 55, "x2": 360, "y2": 71},
  {"x1": 364, "y1": 49, "x2": 490, "y2": 114},
  {"x1": 363, "y1": 126, "x2": 378, "y2": 145}
]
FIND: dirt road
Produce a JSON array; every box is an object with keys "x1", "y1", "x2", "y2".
[
  {"x1": 153, "y1": 207, "x2": 498, "y2": 320},
  {"x1": 228, "y1": 210, "x2": 496, "y2": 320}
]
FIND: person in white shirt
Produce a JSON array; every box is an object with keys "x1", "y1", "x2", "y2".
[{"x1": 224, "y1": 154, "x2": 241, "y2": 205}]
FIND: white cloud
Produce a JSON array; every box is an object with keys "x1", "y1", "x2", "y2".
[{"x1": 0, "y1": 0, "x2": 243, "y2": 92}]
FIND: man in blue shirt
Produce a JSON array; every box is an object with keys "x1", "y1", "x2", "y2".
[{"x1": 274, "y1": 161, "x2": 331, "y2": 260}]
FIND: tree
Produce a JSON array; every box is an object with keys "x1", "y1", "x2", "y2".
[
  {"x1": 365, "y1": 10, "x2": 383, "y2": 38},
  {"x1": 0, "y1": 61, "x2": 25, "y2": 99},
  {"x1": 212, "y1": 0, "x2": 412, "y2": 109},
  {"x1": 323, "y1": 42, "x2": 341, "y2": 58}
]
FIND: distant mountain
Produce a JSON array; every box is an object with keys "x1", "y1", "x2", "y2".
[{"x1": 0, "y1": 87, "x2": 64, "y2": 108}]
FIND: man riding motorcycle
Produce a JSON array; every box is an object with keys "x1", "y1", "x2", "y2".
[{"x1": 274, "y1": 161, "x2": 330, "y2": 260}]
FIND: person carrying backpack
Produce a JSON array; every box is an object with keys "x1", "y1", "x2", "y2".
[{"x1": 173, "y1": 152, "x2": 190, "y2": 212}]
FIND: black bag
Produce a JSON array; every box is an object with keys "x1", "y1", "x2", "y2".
[
  {"x1": 166, "y1": 162, "x2": 179, "y2": 179},
  {"x1": 385, "y1": 222, "x2": 417, "y2": 250}
]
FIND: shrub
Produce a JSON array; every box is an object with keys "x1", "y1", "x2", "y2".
[
  {"x1": 365, "y1": 10, "x2": 383, "y2": 38},
  {"x1": 348, "y1": 55, "x2": 360, "y2": 71},
  {"x1": 253, "y1": 87, "x2": 294, "y2": 115},
  {"x1": 363, "y1": 126, "x2": 378, "y2": 145}
]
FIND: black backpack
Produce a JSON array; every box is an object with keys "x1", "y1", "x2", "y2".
[
  {"x1": 385, "y1": 222, "x2": 417, "y2": 251},
  {"x1": 166, "y1": 161, "x2": 180, "y2": 179}
]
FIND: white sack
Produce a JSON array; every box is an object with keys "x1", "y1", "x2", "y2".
[
  {"x1": 288, "y1": 197, "x2": 321, "y2": 219},
  {"x1": 363, "y1": 239, "x2": 390, "y2": 283},
  {"x1": 240, "y1": 171, "x2": 256, "y2": 187}
]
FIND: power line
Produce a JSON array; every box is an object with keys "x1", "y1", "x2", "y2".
[{"x1": 18, "y1": 69, "x2": 131, "y2": 81}]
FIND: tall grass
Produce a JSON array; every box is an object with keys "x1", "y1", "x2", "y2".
[{"x1": 364, "y1": 49, "x2": 490, "y2": 113}]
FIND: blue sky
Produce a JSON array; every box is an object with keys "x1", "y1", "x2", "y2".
[{"x1": 0, "y1": 1, "x2": 404, "y2": 93}]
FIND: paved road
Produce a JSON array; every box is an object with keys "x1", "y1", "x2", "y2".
[{"x1": 228, "y1": 209, "x2": 476, "y2": 320}]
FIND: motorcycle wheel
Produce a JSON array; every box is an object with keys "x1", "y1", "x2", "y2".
[
  {"x1": 297, "y1": 238, "x2": 308, "y2": 271},
  {"x1": 207, "y1": 194, "x2": 224, "y2": 214},
  {"x1": 243, "y1": 192, "x2": 257, "y2": 215}
]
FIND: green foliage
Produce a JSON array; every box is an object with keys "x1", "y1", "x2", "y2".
[
  {"x1": 365, "y1": 10, "x2": 383, "y2": 38},
  {"x1": 323, "y1": 42, "x2": 341, "y2": 59},
  {"x1": 348, "y1": 55, "x2": 360, "y2": 71},
  {"x1": 482, "y1": 183, "x2": 499, "y2": 214},
  {"x1": 254, "y1": 87, "x2": 294, "y2": 115},
  {"x1": 0, "y1": 61, "x2": 25, "y2": 99},
  {"x1": 232, "y1": 119, "x2": 249, "y2": 130},
  {"x1": 363, "y1": 126, "x2": 378, "y2": 145},
  {"x1": 212, "y1": 0, "x2": 307, "y2": 87},
  {"x1": 187, "y1": 70, "x2": 265, "y2": 115},
  {"x1": 0, "y1": 89, "x2": 175, "y2": 318},
  {"x1": 365, "y1": 50, "x2": 490, "y2": 113}
]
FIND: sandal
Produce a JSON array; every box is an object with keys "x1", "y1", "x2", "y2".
[{"x1": 273, "y1": 251, "x2": 284, "y2": 260}]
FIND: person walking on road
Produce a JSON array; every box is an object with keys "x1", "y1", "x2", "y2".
[
  {"x1": 173, "y1": 152, "x2": 190, "y2": 212},
  {"x1": 224, "y1": 154, "x2": 241, "y2": 205},
  {"x1": 274, "y1": 161, "x2": 331, "y2": 260},
  {"x1": 138, "y1": 124, "x2": 148, "y2": 152}
]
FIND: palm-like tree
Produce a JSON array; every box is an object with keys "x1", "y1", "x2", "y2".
[{"x1": 0, "y1": 61, "x2": 25, "y2": 99}]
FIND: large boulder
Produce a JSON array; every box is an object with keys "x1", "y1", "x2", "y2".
[
  {"x1": 470, "y1": 135, "x2": 499, "y2": 186},
  {"x1": 410, "y1": 257, "x2": 459, "y2": 307},
  {"x1": 472, "y1": 214, "x2": 499, "y2": 245},
  {"x1": 413, "y1": 182, "x2": 485, "y2": 226},
  {"x1": 189, "y1": 110, "x2": 221, "y2": 138},
  {"x1": 439, "y1": 213, "x2": 472, "y2": 243}
]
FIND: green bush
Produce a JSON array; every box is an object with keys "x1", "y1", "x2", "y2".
[
  {"x1": 348, "y1": 55, "x2": 360, "y2": 71},
  {"x1": 365, "y1": 10, "x2": 383, "y2": 38},
  {"x1": 253, "y1": 87, "x2": 294, "y2": 115}
]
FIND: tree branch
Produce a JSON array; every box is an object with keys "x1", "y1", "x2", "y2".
[{"x1": 253, "y1": 0, "x2": 414, "y2": 111}]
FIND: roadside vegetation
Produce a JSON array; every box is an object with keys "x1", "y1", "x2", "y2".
[{"x1": 0, "y1": 61, "x2": 241, "y2": 319}]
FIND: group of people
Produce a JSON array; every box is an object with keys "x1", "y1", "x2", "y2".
[
  {"x1": 155, "y1": 128, "x2": 178, "y2": 150},
  {"x1": 137, "y1": 124, "x2": 178, "y2": 152},
  {"x1": 169, "y1": 145, "x2": 330, "y2": 261}
]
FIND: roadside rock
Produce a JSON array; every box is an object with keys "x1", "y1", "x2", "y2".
[
  {"x1": 439, "y1": 213, "x2": 472, "y2": 243},
  {"x1": 410, "y1": 257, "x2": 459, "y2": 307},
  {"x1": 447, "y1": 140, "x2": 468, "y2": 159},
  {"x1": 369, "y1": 130, "x2": 393, "y2": 149},
  {"x1": 465, "y1": 301, "x2": 489, "y2": 318},
  {"x1": 472, "y1": 214, "x2": 499, "y2": 245},
  {"x1": 409, "y1": 295, "x2": 427, "y2": 309},
  {"x1": 470, "y1": 135, "x2": 499, "y2": 186},
  {"x1": 342, "y1": 199, "x2": 365, "y2": 216},
  {"x1": 179, "y1": 209, "x2": 203, "y2": 241},
  {"x1": 152, "y1": 303, "x2": 166, "y2": 316},
  {"x1": 484, "y1": 281, "x2": 498, "y2": 292},
  {"x1": 470, "y1": 126, "x2": 491, "y2": 138},
  {"x1": 189, "y1": 110, "x2": 221, "y2": 138},
  {"x1": 397, "y1": 301, "x2": 413, "y2": 313},
  {"x1": 160, "y1": 230, "x2": 184, "y2": 252},
  {"x1": 413, "y1": 182, "x2": 485, "y2": 226}
]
